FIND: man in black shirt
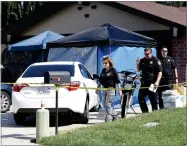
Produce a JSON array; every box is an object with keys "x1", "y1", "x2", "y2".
[
  {"x1": 157, "y1": 46, "x2": 178, "y2": 109},
  {"x1": 136, "y1": 48, "x2": 163, "y2": 113}
]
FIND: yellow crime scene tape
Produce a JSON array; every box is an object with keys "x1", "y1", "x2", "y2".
[{"x1": 0, "y1": 82, "x2": 186, "y2": 91}]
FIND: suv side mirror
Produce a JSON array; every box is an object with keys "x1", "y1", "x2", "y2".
[{"x1": 93, "y1": 74, "x2": 99, "y2": 80}]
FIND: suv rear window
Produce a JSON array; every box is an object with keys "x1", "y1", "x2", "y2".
[{"x1": 22, "y1": 64, "x2": 74, "y2": 78}]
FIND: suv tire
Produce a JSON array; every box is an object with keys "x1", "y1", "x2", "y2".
[{"x1": 1, "y1": 91, "x2": 11, "y2": 113}]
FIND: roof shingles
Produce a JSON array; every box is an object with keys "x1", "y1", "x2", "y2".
[{"x1": 118, "y1": 2, "x2": 187, "y2": 26}]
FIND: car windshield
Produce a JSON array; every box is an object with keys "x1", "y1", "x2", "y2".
[{"x1": 22, "y1": 64, "x2": 75, "y2": 78}]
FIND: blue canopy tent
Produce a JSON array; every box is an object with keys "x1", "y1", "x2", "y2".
[
  {"x1": 46, "y1": 23, "x2": 157, "y2": 108},
  {"x1": 4, "y1": 31, "x2": 64, "y2": 82},
  {"x1": 8, "y1": 31, "x2": 64, "y2": 51},
  {"x1": 7, "y1": 30, "x2": 64, "y2": 62}
]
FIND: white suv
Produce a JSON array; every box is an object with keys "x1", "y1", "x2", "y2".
[{"x1": 12, "y1": 61, "x2": 100, "y2": 124}]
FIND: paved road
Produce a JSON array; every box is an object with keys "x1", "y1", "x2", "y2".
[{"x1": 1, "y1": 106, "x2": 146, "y2": 145}]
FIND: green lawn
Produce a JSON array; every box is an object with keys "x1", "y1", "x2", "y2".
[{"x1": 40, "y1": 108, "x2": 186, "y2": 146}]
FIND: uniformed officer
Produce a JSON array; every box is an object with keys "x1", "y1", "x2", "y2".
[
  {"x1": 157, "y1": 46, "x2": 178, "y2": 109},
  {"x1": 136, "y1": 47, "x2": 163, "y2": 113}
]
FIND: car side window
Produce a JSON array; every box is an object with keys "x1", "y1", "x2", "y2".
[
  {"x1": 82, "y1": 66, "x2": 92, "y2": 79},
  {"x1": 79, "y1": 65, "x2": 91, "y2": 79}
]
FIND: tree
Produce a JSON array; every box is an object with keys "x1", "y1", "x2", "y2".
[
  {"x1": 156, "y1": 1, "x2": 186, "y2": 7},
  {"x1": 1, "y1": 1, "x2": 45, "y2": 28}
]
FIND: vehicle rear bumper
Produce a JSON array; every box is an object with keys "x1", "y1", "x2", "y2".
[
  {"x1": 16, "y1": 108, "x2": 74, "y2": 114},
  {"x1": 12, "y1": 91, "x2": 86, "y2": 114}
]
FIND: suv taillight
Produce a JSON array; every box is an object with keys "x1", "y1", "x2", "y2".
[
  {"x1": 13, "y1": 83, "x2": 29, "y2": 92},
  {"x1": 61, "y1": 81, "x2": 80, "y2": 91}
]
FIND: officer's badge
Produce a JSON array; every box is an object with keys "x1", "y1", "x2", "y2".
[
  {"x1": 106, "y1": 73, "x2": 111, "y2": 76},
  {"x1": 150, "y1": 61, "x2": 153, "y2": 64},
  {"x1": 168, "y1": 59, "x2": 170, "y2": 62},
  {"x1": 157, "y1": 61, "x2": 161, "y2": 65}
]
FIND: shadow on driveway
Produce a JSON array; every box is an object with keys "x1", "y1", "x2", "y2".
[
  {"x1": 1, "y1": 133, "x2": 35, "y2": 140},
  {"x1": 1, "y1": 112, "x2": 73, "y2": 128}
]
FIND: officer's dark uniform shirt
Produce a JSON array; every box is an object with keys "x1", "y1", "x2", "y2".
[
  {"x1": 139, "y1": 56, "x2": 163, "y2": 82},
  {"x1": 99, "y1": 68, "x2": 121, "y2": 88},
  {"x1": 160, "y1": 56, "x2": 176, "y2": 80}
]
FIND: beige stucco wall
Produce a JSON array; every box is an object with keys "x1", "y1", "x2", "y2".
[
  {"x1": 1, "y1": 44, "x2": 6, "y2": 53},
  {"x1": 1, "y1": 44, "x2": 6, "y2": 64},
  {"x1": 23, "y1": 2, "x2": 170, "y2": 35}
]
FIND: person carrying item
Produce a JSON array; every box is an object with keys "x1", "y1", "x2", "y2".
[
  {"x1": 136, "y1": 47, "x2": 163, "y2": 113},
  {"x1": 157, "y1": 46, "x2": 178, "y2": 109},
  {"x1": 95, "y1": 56, "x2": 122, "y2": 122}
]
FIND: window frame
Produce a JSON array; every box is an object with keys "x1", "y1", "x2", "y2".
[{"x1": 78, "y1": 64, "x2": 92, "y2": 79}]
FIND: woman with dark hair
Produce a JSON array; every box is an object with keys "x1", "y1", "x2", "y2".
[{"x1": 96, "y1": 56, "x2": 122, "y2": 122}]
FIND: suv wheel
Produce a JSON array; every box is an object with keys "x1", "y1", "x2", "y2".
[
  {"x1": 1, "y1": 91, "x2": 11, "y2": 113},
  {"x1": 14, "y1": 113, "x2": 26, "y2": 125}
]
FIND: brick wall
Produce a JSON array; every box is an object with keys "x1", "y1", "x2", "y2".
[{"x1": 172, "y1": 36, "x2": 186, "y2": 83}]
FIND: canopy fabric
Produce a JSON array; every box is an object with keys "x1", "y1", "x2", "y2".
[
  {"x1": 48, "y1": 45, "x2": 156, "y2": 107},
  {"x1": 8, "y1": 31, "x2": 64, "y2": 51},
  {"x1": 47, "y1": 23, "x2": 157, "y2": 48},
  {"x1": 48, "y1": 46, "x2": 98, "y2": 75}
]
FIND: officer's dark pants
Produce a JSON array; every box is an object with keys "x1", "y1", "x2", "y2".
[
  {"x1": 157, "y1": 79, "x2": 173, "y2": 109},
  {"x1": 138, "y1": 82, "x2": 158, "y2": 113}
]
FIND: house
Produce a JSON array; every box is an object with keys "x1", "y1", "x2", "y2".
[{"x1": 1, "y1": 2, "x2": 186, "y2": 83}]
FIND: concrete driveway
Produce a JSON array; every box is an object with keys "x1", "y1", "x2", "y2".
[{"x1": 1, "y1": 106, "x2": 145, "y2": 145}]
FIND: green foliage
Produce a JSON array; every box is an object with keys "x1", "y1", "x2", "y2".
[
  {"x1": 1, "y1": 1, "x2": 45, "y2": 28},
  {"x1": 156, "y1": 1, "x2": 186, "y2": 7}
]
